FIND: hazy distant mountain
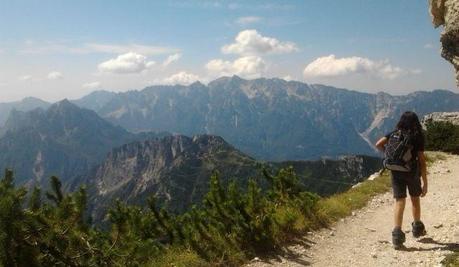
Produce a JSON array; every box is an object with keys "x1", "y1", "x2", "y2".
[
  {"x1": 0, "y1": 97, "x2": 50, "y2": 126},
  {"x1": 71, "y1": 90, "x2": 117, "y2": 111},
  {"x1": 69, "y1": 134, "x2": 381, "y2": 222},
  {"x1": 0, "y1": 100, "x2": 166, "y2": 187},
  {"x1": 74, "y1": 76, "x2": 459, "y2": 160}
]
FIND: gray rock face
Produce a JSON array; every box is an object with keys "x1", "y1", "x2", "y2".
[
  {"x1": 422, "y1": 112, "x2": 459, "y2": 127},
  {"x1": 74, "y1": 76, "x2": 459, "y2": 160},
  {"x1": 78, "y1": 134, "x2": 258, "y2": 221},
  {"x1": 74, "y1": 134, "x2": 382, "y2": 222},
  {"x1": 0, "y1": 100, "x2": 135, "y2": 187},
  {"x1": 430, "y1": 0, "x2": 459, "y2": 86}
]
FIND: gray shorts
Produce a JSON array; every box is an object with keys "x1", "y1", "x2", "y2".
[{"x1": 391, "y1": 170, "x2": 422, "y2": 199}]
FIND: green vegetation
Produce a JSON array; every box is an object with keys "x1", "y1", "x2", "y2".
[
  {"x1": 0, "y1": 164, "x2": 397, "y2": 266},
  {"x1": 0, "y1": 167, "x2": 320, "y2": 266},
  {"x1": 425, "y1": 121, "x2": 459, "y2": 154},
  {"x1": 318, "y1": 171, "x2": 390, "y2": 222},
  {"x1": 442, "y1": 252, "x2": 459, "y2": 267}
]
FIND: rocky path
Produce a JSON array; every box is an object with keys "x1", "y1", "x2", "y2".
[{"x1": 248, "y1": 153, "x2": 459, "y2": 267}]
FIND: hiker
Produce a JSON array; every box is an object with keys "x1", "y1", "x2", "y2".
[{"x1": 375, "y1": 111, "x2": 428, "y2": 249}]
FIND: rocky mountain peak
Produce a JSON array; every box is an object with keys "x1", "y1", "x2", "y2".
[{"x1": 49, "y1": 99, "x2": 79, "y2": 113}]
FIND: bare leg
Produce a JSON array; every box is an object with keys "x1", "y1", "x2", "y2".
[
  {"x1": 411, "y1": 196, "x2": 421, "y2": 222},
  {"x1": 394, "y1": 198, "x2": 406, "y2": 228}
]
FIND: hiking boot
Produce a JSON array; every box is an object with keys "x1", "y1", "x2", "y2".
[
  {"x1": 392, "y1": 228, "x2": 405, "y2": 249},
  {"x1": 412, "y1": 221, "x2": 427, "y2": 238}
]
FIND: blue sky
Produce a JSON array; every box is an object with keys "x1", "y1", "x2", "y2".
[{"x1": 0, "y1": 0, "x2": 455, "y2": 102}]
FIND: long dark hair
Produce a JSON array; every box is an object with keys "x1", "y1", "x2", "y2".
[{"x1": 396, "y1": 111, "x2": 423, "y2": 135}]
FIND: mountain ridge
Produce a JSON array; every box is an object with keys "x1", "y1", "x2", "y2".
[
  {"x1": 0, "y1": 100, "x2": 162, "y2": 188},
  {"x1": 72, "y1": 76, "x2": 459, "y2": 160}
]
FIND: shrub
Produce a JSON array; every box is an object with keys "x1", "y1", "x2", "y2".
[
  {"x1": 0, "y1": 164, "x2": 406, "y2": 266},
  {"x1": 425, "y1": 121, "x2": 459, "y2": 154}
]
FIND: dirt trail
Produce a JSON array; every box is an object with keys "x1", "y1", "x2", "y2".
[{"x1": 248, "y1": 153, "x2": 459, "y2": 267}]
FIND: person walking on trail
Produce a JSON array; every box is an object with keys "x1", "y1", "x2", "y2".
[{"x1": 375, "y1": 111, "x2": 428, "y2": 249}]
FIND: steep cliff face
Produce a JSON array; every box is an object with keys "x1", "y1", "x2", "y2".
[
  {"x1": 73, "y1": 134, "x2": 382, "y2": 223},
  {"x1": 430, "y1": 0, "x2": 459, "y2": 86},
  {"x1": 78, "y1": 134, "x2": 257, "y2": 221}
]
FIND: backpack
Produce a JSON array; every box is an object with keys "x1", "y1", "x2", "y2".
[{"x1": 383, "y1": 130, "x2": 415, "y2": 172}]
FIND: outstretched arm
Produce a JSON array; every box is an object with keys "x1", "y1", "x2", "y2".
[
  {"x1": 418, "y1": 151, "x2": 428, "y2": 197},
  {"x1": 375, "y1": 137, "x2": 388, "y2": 152}
]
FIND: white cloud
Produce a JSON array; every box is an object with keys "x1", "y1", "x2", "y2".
[
  {"x1": 303, "y1": 55, "x2": 408, "y2": 80},
  {"x1": 235, "y1": 16, "x2": 262, "y2": 25},
  {"x1": 47, "y1": 71, "x2": 63, "y2": 80},
  {"x1": 98, "y1": 52, "x2": 156, "y2": 74},
  {"x1": 163, "y1": 53, "x2": 182, "y2": 66},
  {"x1": 222, "y1": 29, "x2": 298, "y2": 55},
  {"x1": 19, "y1": 75, "x2": 32, "y2": 81},
  {"x1": 163, "y1": 71, "x2": 200, "y2": 85},
  {"x1": 206, "y1": 56, "x2": 266, "y2": 78},
  {"x1": 82, "y1": 81, "x2": 101, "y2": 89},
  {"x1": 19, "y1": 41, "x2": 178, "y2": 56},
  {"x1": 423, "y1": 43, "x2": 434, "y2": 49},
  {"x1": 283, "y1": 75, "x2": 293, "y2": 81}
]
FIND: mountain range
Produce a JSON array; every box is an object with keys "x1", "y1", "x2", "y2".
[
  {"x1": 72, "y1": 76, "x2": 459, "y2": 160},
  {"x1": 0, "y1": 100, "x2": 166, "y2": 187}
]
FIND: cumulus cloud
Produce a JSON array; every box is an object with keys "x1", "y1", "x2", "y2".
[
  {"x1": 82, "y1": 81, "x2": 101, "y2": 89},
  {"x1": 163, "y1": 53, "x2": 182, "y2": 66},
  {"x1": 235, "y1": 16, "x2": 262, "y2": 25},
  {"x1": 303, "y1": 55, "x2": 408, "y2": 80},
  {"x1": 206, "y1": 56, "x2": 266, "y2": 78},
  {"x1": 47, "y1": 71, "x2": 63, "y2": 80},
  {"x1": 98, "y1": 52, "x2": 155, "y2": 74},
  {"x1": 222, "y1": 29, "x2": 298, "y2": 55},
  {"x1": 163, "y1": 71, "x2": 200, "y2": 85}
]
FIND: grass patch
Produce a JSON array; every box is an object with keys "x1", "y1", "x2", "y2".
[
  {"x1": 442, "y1": 252, "x2": 459, "y2": 267},
  {"x1": 316, "y1": 171, "x2": 391, "y2": 223},
  {"x1": 149, "y1": 247, "x2": 211, "y2": 267}
]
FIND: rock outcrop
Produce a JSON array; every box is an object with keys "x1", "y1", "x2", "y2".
[
  {"x1": 422, "y1": 111, "x2": 459, "y2": 127},
  {"x1": 430, "y1": 0, "x2": 459, "y2": 86}
]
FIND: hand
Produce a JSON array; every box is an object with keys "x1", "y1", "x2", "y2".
[{"x1": 421, "y1": 182, "x2": 428, "y2": 197}]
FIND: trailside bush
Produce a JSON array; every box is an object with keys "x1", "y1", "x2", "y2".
[
  {"x1": 425, "y1": 121, "x2": 459, "y2": 154},
  {"x1": 0, "y1": 167, "x2": 323, "y2": 266}
]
